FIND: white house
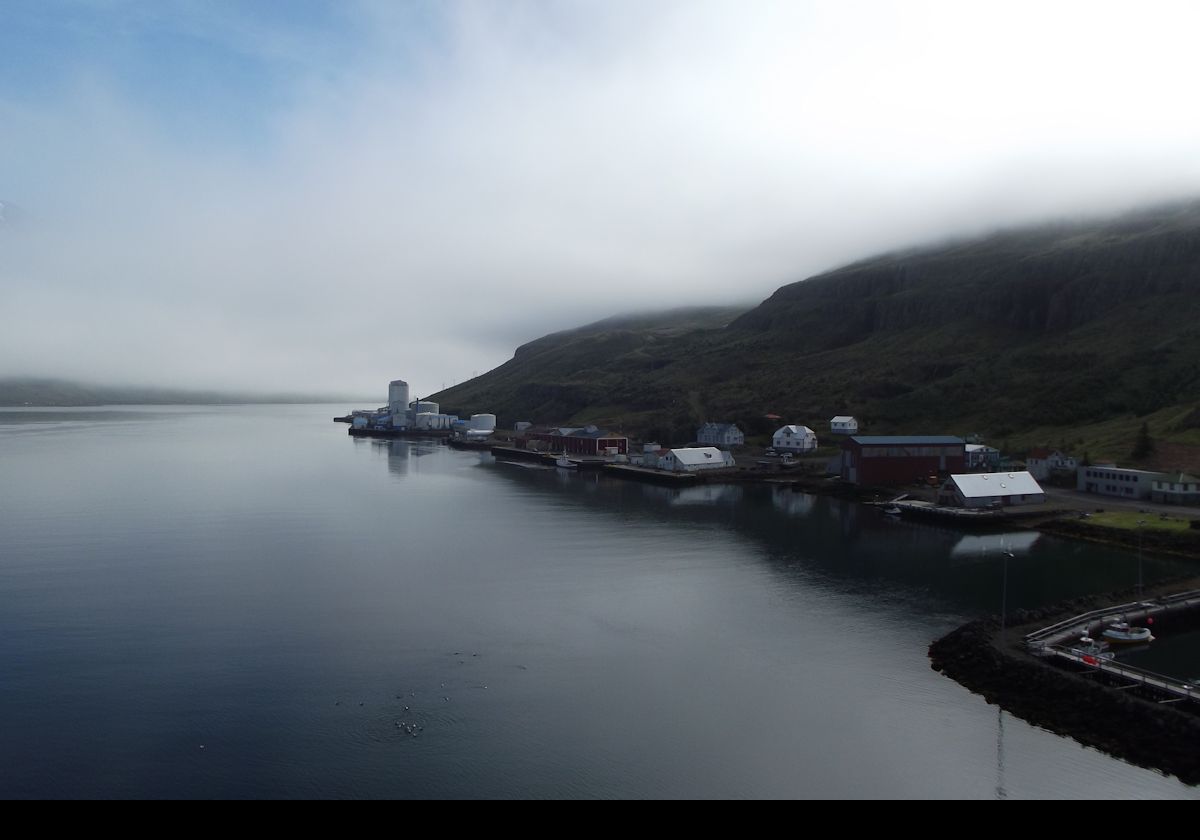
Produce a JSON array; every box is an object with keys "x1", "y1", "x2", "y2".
[
  {"x1": 965, "y1": 444, "x2": 1001, "y2": 471},
  {"x1": 658, "y1": 447, "x2": 736, "y2": 472},
  {"x1": 1026, "y1": 448, "x2": 1078, "y2": 480},
  {"x1": 939, "y1": 471, "x2": 1046, "y2": 508},
  {"x1": 1152, "y1": 474, "x2": 1200, "y2": 505},
  {"x1": 697, "y1": 422, "x2": 745, "y2": 448},
  {"x1": 830, "y1": 416, "x2": 859, "y2": 435},
  {"x1": 772, "y1": 425, "x2": 818, "y2": 452}
]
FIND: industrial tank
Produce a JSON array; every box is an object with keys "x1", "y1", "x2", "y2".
[
  {"x1": 469, "y1": 413, "x2": 497, "y2": 432},
  {"x1": 388, "y1": 380, "x2": 409, "y2": 415}
]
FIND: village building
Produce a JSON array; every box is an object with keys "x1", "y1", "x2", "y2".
[
  {"x1": 632, "y1": 442, "x2": 664, "y2": 466},
  {"x1": 1026, "y1": 448, "x2": 1078, "y2": 481},
  {"x1": 1150, "y1": 474, "x2": 1200, "y2": 506},
  {"x1": 697, "y1": 422, "x2": 744, "y2": 448},
  {"x1": 964, "y1": 444, "x2": 1001, "y2": 471},
  {"x1": 526, "y1": 426, "x2": 629, "y2": 457},
  {"x1": 772, "y1": 425, "x2": 818, "y2": 452},
  {"x1": 658, "y1": 447, "x2": 736, "y2": 472},
  {"x1": 830, "y1": 416, "x2": 859, "y2": 435},
  {"x1": 839, "y1": 435, "x2": 966, "y2": 485},
  {"x1": 938, "y1": 471, "x2": 1046, "y2": 508},
  {"x1": 1077, "y1": 464, "x2": 1165, "y2": 500}
]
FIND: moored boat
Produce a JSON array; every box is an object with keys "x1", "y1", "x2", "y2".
[
  {"x1": 1069, "y1": 634, "x2": 1114, "y2": 665},
  {"x1": 1101, "y1": 621, "x2": 1154, "y2": 645}
]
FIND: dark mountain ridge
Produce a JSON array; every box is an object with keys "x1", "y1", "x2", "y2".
[{"x1": 434, "y1": 201, "x2": 1200, "y2": 455}]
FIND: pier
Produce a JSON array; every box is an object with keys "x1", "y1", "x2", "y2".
[
  {"x1": 349, "y1": 427, "x2": 451, "y2": 439},
  {"x1": 602, "y1": 464, "x2": 702, "y2": 485},
  {"x1": 931, "y1": 585, "x2": 1200, "y2": 785},
  {"x1": 1023, "y1": 590, "x2": 1200, "y2": 705}
]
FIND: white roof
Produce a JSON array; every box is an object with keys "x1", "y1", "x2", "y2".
[
  {"x1": 666, "y1": 447, "x2": 730, "y2": 465},
  {"x1": 949, "y1": 471, "x2": 1043, "y2": 498},
  {"x1": 831, "y1": 416, "x2": 856, "y2": 423},
  {"x1": 965, "y1": 444, "x2": 998, "y2": 452},
  {"x1": 776, "y1": 425, "x2": 815, "y2": 435}
]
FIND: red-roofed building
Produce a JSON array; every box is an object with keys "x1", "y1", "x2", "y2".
[{"x1": 1026, "y1": 449, "x2": 1077, "y2": 480}]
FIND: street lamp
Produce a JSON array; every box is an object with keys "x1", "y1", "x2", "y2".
[{"x1": 1137, "y1": 519, "x2": 1146, "y2": 597}]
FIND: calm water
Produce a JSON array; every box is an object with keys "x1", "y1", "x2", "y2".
[{"x1": 0, "y1": 405, "x2": 1195, "y2": 799}]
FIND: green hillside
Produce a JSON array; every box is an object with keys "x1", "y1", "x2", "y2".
[{"x1": 434, "y1": 201, "x2": 1200, "y2": 461}]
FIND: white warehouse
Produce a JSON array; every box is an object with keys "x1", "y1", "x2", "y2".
[
  {"x1": 658, "y1": 447, "x2": 736, "y2": 472},
  {"x1": 939, "y1": 472, "x2": 1046, "y2": 508}
]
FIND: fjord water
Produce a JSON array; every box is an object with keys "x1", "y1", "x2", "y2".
[{"x1": 0, "y1": 405, "x2": 1194, "y2": 799}]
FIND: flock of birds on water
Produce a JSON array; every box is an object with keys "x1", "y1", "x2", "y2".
[{"x1": 325, "y1": 651, "x2": 498, "y2": 742}]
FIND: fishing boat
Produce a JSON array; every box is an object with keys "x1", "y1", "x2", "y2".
[
  {"x1": 1101, "y1": 621, "x2": 1154, "y2": 645},
  {"x1": 555, "y1": 456, "x2": 578, "y2": 470},
  {"x1": 1069, "y1": 634, "x2": 1114, "y2": 665}
]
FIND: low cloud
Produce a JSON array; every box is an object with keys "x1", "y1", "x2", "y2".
[{"x1": 3, "y1": 1, "x2": 1200, "y2": 399}]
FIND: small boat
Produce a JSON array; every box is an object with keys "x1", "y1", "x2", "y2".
[
  {"x1": 1069, "y1": 635, "x2": 1114, "y2": 665},
  {"x1": 555, "y1": 456, "x2": 578, "y2": 470},
  {"x1": 1101, "y1": 621, "x2": 1154, "y2": 645},
  {"x1": 882, "y1": 506, "x2": 903, "y2": 516}
]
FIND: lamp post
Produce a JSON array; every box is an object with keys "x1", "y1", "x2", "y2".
[
  {"x1": 1137, "y1": 519, "x2": 1146, "y2": 598},
  {"x1": 1000, "y1": 547, "x2": 1014, "y2": 642}
]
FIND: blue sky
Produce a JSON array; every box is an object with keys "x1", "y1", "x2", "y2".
[
  {"x1": 3, "y1": 1, "x2": 1200, "y2": 398},
  {"x1": 0, "y1": 1, "x2": 441, "y2": 152}
]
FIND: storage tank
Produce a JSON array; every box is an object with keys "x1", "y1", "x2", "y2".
[
  {"x1": 469, "y1": 413, "x2": 497, "y2": 432},
  {"x1": 388, "y1": 380, "x2": 409, "y2": 416},
  {"x1": 414, "y1": 412, "x2": 435, "y2": 430},
  {"x1": 410, "y1": 401, "x2": 439, "y2": 416}
]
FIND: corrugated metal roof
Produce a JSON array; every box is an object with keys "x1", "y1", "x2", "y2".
[
  {"x1": 849, "y1": 435, "x2": 964, "y2": 445},
  {"x1": 949, "y1": 471, "x2": 1043, "y2": 498},
  {"x1": 667, "y1": 447, "x2": 732, "y2": 466},
  {"x1": 831, "y1": 415, "x2": 856, "y2": 423},
  {"x1": 1158, "y1": 473, "x2": 1200, "y2": 484}
]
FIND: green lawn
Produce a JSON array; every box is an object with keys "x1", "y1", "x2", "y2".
[{"x1": 1086, "y1": 510, "x2": 1196, "y2": 533}]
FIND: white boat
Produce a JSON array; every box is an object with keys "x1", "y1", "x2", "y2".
[
  {"x1": 1101, "y1": 621, "x2": 1154, "y2": 645},
  {"x1": 882, "y1": 506, "x2": 903, "y2": 516},
  {"x1": 1069, "y1": 635, "x2": 1114, "y2": 665},
  {"x1": 555, "y1": 456, "x2": 578, "y2": 470}
]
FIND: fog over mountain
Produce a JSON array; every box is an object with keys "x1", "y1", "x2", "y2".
[{"x1": 3, "y1": 1, "x2": 1200, "y2": 400}]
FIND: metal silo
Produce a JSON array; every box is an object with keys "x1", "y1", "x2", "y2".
[
  {"x1": 469, "y1": 413, "x2": 497, "y2": 432},
  {"x1": 388, "y1": 380, "x2": 409, "y2": 416}
]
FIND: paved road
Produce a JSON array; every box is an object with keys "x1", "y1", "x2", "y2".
[{"x1": 1041, "y1": 485, "x2": 1200, "y2": 518}]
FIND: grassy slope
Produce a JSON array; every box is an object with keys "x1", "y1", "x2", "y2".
[{"x1": 434, "y1": 201, "x2": 1200, "y2": 460}]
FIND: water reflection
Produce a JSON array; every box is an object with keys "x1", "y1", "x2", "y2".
[
  {"x1": 950, "y1": 532, "x2": 1041, "y2": 558},
  {"x1": 470, "y1": 455, "x2": 1194, "y2": 617},
  {"x1": 357, "y1": 437, "x2": 439, "y2": 480}
]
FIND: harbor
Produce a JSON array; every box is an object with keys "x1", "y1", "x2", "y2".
[{"x1": 6, "y1": 403, "x2": 1200, "y2": 798}]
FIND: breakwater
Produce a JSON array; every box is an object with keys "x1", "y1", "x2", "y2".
[{"x1": 930, "y1": 587, "x2": 1200, "y2": 785}]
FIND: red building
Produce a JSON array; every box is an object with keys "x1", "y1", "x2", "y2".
[
  {"x1": 840, "y1": 436, "x2": 965, "y2": 486},
  {"x1": 528, "y1": 427, "x2": 628, "y2": 457}
]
